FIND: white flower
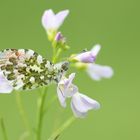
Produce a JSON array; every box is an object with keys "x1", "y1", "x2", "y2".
[
  {"x1": 57, "y1": 73, "x2": 78, "y2": 107},
  {"x1": 71, "y1": 93, "x2": 100, "y2": 118},
  {"x1": 57, "y1": 73, "x2": 100, "y2": 118},
  {"x1": 0, "y1": 72, "x2": 13, "y2": 93},
  {"x1": 86, "y1": 63, "x2": 114, "y2": 81},
  {"x1": 73, "y1": 44, "x2": 101, "y2": 63},
  {"x1": 42, "y1": 9, "x2": 69, "y2": 40}
]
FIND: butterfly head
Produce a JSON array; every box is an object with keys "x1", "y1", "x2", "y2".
[
  {"x1": 60, "y1": 61, "x2": 69, "y2": 72},
  {"x1": 54, "y1": 61, "x2": 69, "y2": 82}
]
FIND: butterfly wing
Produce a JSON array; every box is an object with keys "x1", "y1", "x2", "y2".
[{"x1": 0, "y1": 49, "x2": 56, "y2": 90}]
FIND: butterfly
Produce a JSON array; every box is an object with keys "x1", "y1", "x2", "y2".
[{"x1": 0, "y1": 49, "x2": 69, "y2": 90}]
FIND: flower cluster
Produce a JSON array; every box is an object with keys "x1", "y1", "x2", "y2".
[{"x1": 0, "y1": 9, "x2": 113, "y2": 118}]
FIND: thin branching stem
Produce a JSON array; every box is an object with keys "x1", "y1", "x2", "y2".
[
  {"x1": 48, "y1": 116, "x2": 76, "y2": 140},
  {"x1": 0, "y1": 118, "x2": 8, "y2": 140},
  {"x1": 36, "y1": 87, "x2": 48, "y2": 140}
]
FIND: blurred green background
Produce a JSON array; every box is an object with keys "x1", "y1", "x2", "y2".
[{"x1": 0, "y1": 0, "x2": 140, "y2": 140}]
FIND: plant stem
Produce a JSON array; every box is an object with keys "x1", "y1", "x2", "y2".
[
  {"x1": 36, "y1": 87, "x2": 48, "y2": 140},
  {"x1": 0, "y1": 118, "x2": 8, "y2": 140},
  {"x1": 15, "y1": 92, "x2": 30, "y2": 139},
  {"x1": 52, "y1": 42, "x2": 62, "y2": 64},
  {"x1": 54, "y1": 48, "x2": 62, "y2": 63},
  {"x1": 48, "y1": 116, "x2": 76, "y2": 140},
  {"x1": 52, "y1": 47, "x2": 57, "y2": 63}
]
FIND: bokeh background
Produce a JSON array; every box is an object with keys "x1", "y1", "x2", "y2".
[{"x1": 0, "y1": 0, "x2": 140, "y2": 140}]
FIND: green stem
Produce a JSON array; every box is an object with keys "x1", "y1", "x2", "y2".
[
  {"x1": 52, "y1": 43, "x2": 63, "y2": 64},
  {"x1": 15, "y1": 92, "x2": 30, "y2": 139},
  {"x1": 36, "y1": 87, "x2": 48, "y2": 140},
  {"x1": 48, "y1": 116, "x2": 76, "y2": 140},
  {"x1": 52, "y1": 47, "x2": 57, "y2": 63},
  {"x1": 0, "y1": 118, "x2": 8, "y2": 140},
  {"x1": 55, "y1": 48, "x2": 62, "y2": 62}
]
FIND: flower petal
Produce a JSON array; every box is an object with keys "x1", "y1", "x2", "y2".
[
  {"x1": 79, "y1": 93, "x2": 100, "y2": 110},
  {"x1": 57, "y1": 85, "x2": 66, "y2": 108},
  {"x1": 71, "y1": 93, "x2": 100, "y2": 118},
  {"x1": 91, "y1": 44, "x2": 101, "y2": 57},
  {"x1": 57, "y1": 73, "x2": 78, "y2": 97},
  {"x1": 63, "y1": 73, "x2": 78, "y2": 97},
  {"x1": 57, "y1": 73, "x2": 78, "y2": 107},
  {"x1": 42, "y1": 9, "x2": 56, "y2": 30},
  {"x1": 74, "y1": 52, "x2": 96, "y2": 63},
  {"x1": 57, "y1": 83, "x2": 78, "y2": 107},
  {"x1": 87, "y1": 64, "x2": 114, "y2": 80},
  {"x1": 71, "y1": 101, "x2": 87, "y2": 118},
  {"x1": 64, "y1": 73, "x2": 75, "y2": 89},
  {"x1": 65, "y1": 84, "x2": 78, "y2": 97},
  {"x1": 42, "y1": 9, "x2": 69, "y2": 31},
  {"x1": 55, "y1": 10, "x2": 69, "y2": 29},
  {"x1": 72, "y1": 44, "x2": 101, "y2": 63},
  {"x1": 0, "y1": 72, "x2": 13, "y2": 93}
]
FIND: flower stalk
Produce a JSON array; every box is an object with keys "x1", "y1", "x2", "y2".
[
  {"x1": 52, "y1": 48, "x2": 62, "y2": 63},
  {"x1": 36, "y1": 87, "x2": 48, "y2": 140},
  {"x1": 48, "y1": 116, "x2": 76, "y2": 140}
]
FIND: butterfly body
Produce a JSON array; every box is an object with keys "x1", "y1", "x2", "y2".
[{"x1": 0, "y1": 49, "x2": 69, "y2": 90}]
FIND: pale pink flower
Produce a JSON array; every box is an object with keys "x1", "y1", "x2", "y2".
[
  {"x1": 57, "y1": 73, "x2": 100, "y2": 118},
  {"x1": 73, "y1": 44, "x2": 101, "y2": 63},
  {"x1": 86, "y1": 63, "x2": 114, "y2": 81},
  {"x1": 42, "y1": 9, "x2": 69, "y2": 39}
]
